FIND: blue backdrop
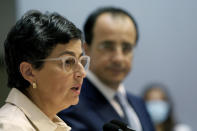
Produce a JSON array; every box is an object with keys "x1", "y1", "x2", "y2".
[{"x1": 2, "y1": 0, "x2": 197, "y2": 129}]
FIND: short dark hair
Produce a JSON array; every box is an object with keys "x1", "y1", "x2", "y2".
[
  {"x1": 4, "y1": 10, "x2": 82, "y2": 91},
  {"x1": 83, "y1": 7, "x2": 139, "y2": 45}
]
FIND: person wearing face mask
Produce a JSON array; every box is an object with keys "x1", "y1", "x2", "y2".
[{"x1": 142, "y1": 83, "x2": 192, "y2": 131}]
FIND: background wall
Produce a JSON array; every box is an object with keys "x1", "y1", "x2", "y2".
[
  {"x1": 0, "y1": 0, "x2": 16, "y2": 106},
  {"x1": 0, "y1": 0, "x2": 196, "y2": 129}
]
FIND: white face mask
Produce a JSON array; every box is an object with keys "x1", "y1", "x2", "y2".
[{"x1": 146, "y1": 100, "x2": 170, "y2": 124}]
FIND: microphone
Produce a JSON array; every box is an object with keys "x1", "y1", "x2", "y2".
[
  {"x1": 110, "y1": 120, "x2": 135, "y2": 131},
  {"x1": 103, "y1": 122, "x2": 123, "y2": 131}
]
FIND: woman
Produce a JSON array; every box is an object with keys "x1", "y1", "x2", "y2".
[
  {"x1": 0, "y1": 10, "x2": 90, "y2": 131},
  {"x1": 142, "y1": 83, "x2": 192, "y2": 131}
]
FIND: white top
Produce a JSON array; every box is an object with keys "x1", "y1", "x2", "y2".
[
  {"x1": 0, "y1": 88, "x2": 71, "y2": 131},
  {"x1": 87, "y1": 70, "x2": 142, "y2": 131},
  {"x1": 174, "y1": 124, "x2": 192, "y2": 131}
]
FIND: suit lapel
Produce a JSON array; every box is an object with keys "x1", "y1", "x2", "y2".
[{"x1": 82, "y1": 78, "x2": 123, "y2": 122}]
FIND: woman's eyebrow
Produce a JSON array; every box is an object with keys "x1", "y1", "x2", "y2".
[
  {"x1": 58, "y1": 51, "x2": 76, "y2": 57},
  {"x1": 58, "y1": 51, "x2": 83, "y2": 58}
]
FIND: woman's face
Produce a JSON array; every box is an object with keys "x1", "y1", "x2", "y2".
[
  {"x1": 145, "y1": 87, "x2": 170, "y2": 125},
  {"x1": 32, "y1": 39, "x2": 86, "y2": 110},
  {"x1": 146, "y1": 88, "x2": 167, "y2": 101}
]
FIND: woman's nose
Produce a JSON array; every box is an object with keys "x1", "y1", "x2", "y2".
[{"x1": 74, "y1": 62, "x2": 86, "y2": 79}]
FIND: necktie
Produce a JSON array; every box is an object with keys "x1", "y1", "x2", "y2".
[{"x1": 114, "y1": 92, "x2": 138, "y2": 130}]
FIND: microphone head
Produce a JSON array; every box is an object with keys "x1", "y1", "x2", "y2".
[
  {"x1": 110, "y1": 120, "x2": 135, "y2": 131},
  {"x1": 110, "y1": 120, "x2": 127, "y2": 129},
  {"x1": 103, "y1": 122, "x2": 123, "y2": 131}
]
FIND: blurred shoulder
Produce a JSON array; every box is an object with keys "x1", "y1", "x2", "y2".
[
  {"x1": 126, "y1": 91, "x2": 144, "y2": 102},
  {"x1": 0, "y1": 103, "x2": 25, "y2": 118},
  {"x1": 0, "y1": 103, "x2": 34, "y2": 131}
]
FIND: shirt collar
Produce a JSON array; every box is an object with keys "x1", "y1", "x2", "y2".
[
  {"x1": 6, "y1": 88, "x2": 71, "y2": 131},
  {"x1": 87, "y1": 70, "x2": 127, "y2": 100}
]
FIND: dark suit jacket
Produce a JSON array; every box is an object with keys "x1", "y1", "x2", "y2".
[{"x1": 58, "y1": 78, "x2": 155, "y2": 131}]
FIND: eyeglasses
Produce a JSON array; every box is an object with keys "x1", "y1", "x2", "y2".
[
  {"x1": 39, "y1": 55, "x2": 90, "y2": 72},
  {"x1": 98, "y1": 42, "x2": 135, "y2": 54}
]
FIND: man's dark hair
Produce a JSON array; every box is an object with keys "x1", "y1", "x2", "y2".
[
  {"x1": 83, "y1": 7, "x2": 139, "y2": 45},
  {"x1": 4, "y1": 10, "x2": 82, "y2": 91}
]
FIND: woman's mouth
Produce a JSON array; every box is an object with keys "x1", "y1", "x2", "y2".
[{"x1": 71, "y1": 86, "x2": 81, "y2": 95}]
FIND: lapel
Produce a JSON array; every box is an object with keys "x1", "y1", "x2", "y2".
[
  {"x1": 81, "y1": 78, "x2": 123, "y2": 122},
  {"x1": 126, "y1": 93, "x2": 147, "y2": 131}
]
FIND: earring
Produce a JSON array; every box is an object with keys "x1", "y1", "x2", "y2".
[{"x1": 32, "y1": 82, "x2": 37, "y2": 89}]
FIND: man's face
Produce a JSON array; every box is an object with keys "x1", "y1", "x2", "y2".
[{"x1": 86, "y1": 13, "x2": 137, "y2": 89}]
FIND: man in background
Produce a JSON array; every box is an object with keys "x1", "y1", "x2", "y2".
[{"x1": 58, "y1": 7, "x2": 155, "y2": 131}]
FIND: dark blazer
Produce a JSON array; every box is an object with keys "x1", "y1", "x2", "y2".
[{"x1": 58, "y1": 78, "x2": 155, "y2": 131}]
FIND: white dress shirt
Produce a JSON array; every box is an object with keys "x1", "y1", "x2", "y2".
[
  {"x1": 87, "y1": 70, "x2": 142, "y2": 131},
  {"x1": 0, "y1": 88, "x2": 71, "y2": 131}
]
